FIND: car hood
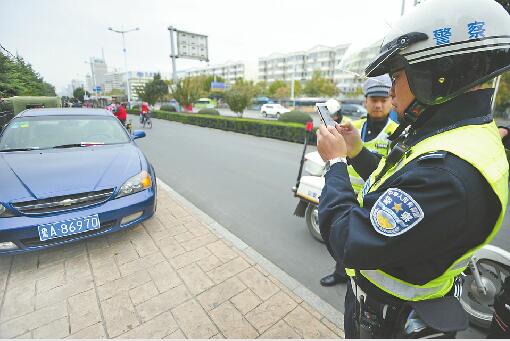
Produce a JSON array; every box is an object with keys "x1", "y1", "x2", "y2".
[{"x1": 0, "y1": 143, "x2": 144, "y2": 202}]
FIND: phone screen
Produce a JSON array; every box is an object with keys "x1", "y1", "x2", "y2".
[{"x1": 316, "y1": 104, "x2": 336, "y2": 127}]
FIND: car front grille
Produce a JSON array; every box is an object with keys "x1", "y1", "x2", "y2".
[
  {"x1": 20, "y1": 220, "x2": 117, "y2": 247},
  {"x1": 12, "y1": 189, "x2": 114, "y2": 215}
]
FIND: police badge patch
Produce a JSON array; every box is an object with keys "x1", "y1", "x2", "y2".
[{"x1": 370, "y1": 188, "x2": 424, "y2": 237}]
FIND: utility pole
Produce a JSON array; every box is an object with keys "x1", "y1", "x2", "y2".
[
  {"x1": 401, "y1": 0, "x2": 406, "y2": 15},
  {"x1": 168, "y1": 26, "x2": 178, "y2": 86},
  {"x1": 108, "y1": 26, "x2": 139, "y2": 106},
  {"x1": 290, "y1": 63, "x2": 297, "y2": 108}
]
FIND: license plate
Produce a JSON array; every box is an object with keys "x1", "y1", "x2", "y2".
[{"x1": 38, "y1": 214, "x2": 101, "y2": 241}]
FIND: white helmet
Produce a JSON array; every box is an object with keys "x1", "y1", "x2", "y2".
[
  {"x1": 325, "y1": 99, "x2": 341, "y2": 115},
  {"x1": 366, "y1": 0, "x2": 510, "y2": 105}
]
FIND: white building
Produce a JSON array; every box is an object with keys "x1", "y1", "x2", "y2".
[
  {"x1": 125, "y1": 71, "x2": 171, "y2": 102},
  {"x1": 87, "y1": 57, "x2": 108, "y2": 92},
  {"x1": 177, "y1": 61, "x2": 258, "y2": 85},
  {"x1": 104, "y1": 69, "x2": 125, "y2": 94},
  {"x1": 258, "y1": 44, "x2": 351, "y2": 85}
]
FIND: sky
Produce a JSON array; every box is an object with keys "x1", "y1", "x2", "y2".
[{"x1": 0, "y1": 0, "x2": 414, "y2": 92}]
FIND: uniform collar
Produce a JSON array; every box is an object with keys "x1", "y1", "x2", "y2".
[{"x1": 407, "y1": 89, "x2": 494, "y2": 146}]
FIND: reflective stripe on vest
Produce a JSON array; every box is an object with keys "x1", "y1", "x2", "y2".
[
  {"x1": 351, "y1": 121, "x2": 508, "y2": 301},
  {"x1": 348, "y1": 118, "x2": 399, "y2": 193}
]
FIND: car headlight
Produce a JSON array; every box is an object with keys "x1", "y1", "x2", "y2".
[
  {"x1": 0, "y1": 203, "x2": 15, "y2": 218},
  {"x1": 116, "y1": 171, "x2": 152, "y2": 198}
]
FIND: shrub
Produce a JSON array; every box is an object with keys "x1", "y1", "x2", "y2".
[
  {"x1": 160, "y1": 104, "x2": 177, "y2": 112},
  {"x1": 278, "y1": 110, "x2": 313, "y2": 124},
  {"x1": 197, "y1": 108, "x2": 220, "y2": 115},
  {"x1": 131, "y1": 104, "x2": 141, "y2": 110}
]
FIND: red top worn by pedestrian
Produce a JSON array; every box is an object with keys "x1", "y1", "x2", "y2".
[
  {"x1": 115, "y1": 105, "x2": 127, "y2": 121},
  {"x1": 141, "y1": 102, "x2": 149, "y2": 114}
]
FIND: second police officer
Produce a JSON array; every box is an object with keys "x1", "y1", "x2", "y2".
[{"x1": 316, "y1": 0, "x2": 510, "y2": 337}]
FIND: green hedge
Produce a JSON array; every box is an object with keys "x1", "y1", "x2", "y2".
[
  {"x1": 197, "y1": 108, "x2": 220, "y2": 115},
  {"x1": 127, "y1": 109, "x2": 314, "y2": 143},
  {"x1": 278, "y1": 110, "x2": 312, "y2": 124}
]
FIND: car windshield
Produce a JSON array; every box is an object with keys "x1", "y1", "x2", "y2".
[{"x1": 0, "y1": 115, "x2": 130, "y2": 151}]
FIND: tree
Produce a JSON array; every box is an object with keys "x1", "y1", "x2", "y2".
[
  {"x1": 224, "y1": 79, "x2": 257, "y2": 117},
  {"x1": 169, "y1": 76, "x2": 203, "y2": 111},
  {"x1": 495, "y1": 73, "x2": 510, "y2": 116},
  {"x1": 303, "y1": 70, "x2": 338, "y2": 97},
  {"x1": 254, "y1": 81, "x2": 269, "y2": 97},
  {"x1": 135, "y1": 73, "x2": 169, "y2": 105},
  {"x1": 0, "y1": 51, "x2": 56, "y2": 97},
  {"x1": 268, "y1": 80, "x2": 287, "y2": 98},
  {"x1": 73, "y1": 87, "x2": 85, "y2": 102}
]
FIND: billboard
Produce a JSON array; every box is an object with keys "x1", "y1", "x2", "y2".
[{"x1": 176, "y1": 30, "x2": 209, "y2": 61}]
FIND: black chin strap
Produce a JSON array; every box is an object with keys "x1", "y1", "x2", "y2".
[{"x1": 388, "y1": 100, "x2": 429, "y2": 142}]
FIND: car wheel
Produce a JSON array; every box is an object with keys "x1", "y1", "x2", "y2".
[
  {"x1": 276, "y1": 113, "x2": 280, "y2": 120},
  {"x1": 305, "y1": 203, "x2": 324, "y2": 242},
  {"x1": 262, "y1": 111, "x2": 267, "y2": 117}
]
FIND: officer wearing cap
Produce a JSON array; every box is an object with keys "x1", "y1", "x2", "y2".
[
  {"x1": 319, "y1": 76, "x2": 398, "y2": 287},
  {"x1": 316, "y1": 0, "x2": 510, "y2": 337}
]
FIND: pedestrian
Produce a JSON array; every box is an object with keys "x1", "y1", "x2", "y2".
[
  {"x1": 316, "y1": 0, "x2": 510, "y2": 337},
  {"x1": 319, "y1": 76, "x2": 399, "y2": 288},
  {"x1": 114, "y1": 102, "x2": 127, "y2": 126}
]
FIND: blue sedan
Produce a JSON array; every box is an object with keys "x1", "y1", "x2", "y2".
[{"x1": 0, "y1": 108, "x2": 156, "y2": 254}]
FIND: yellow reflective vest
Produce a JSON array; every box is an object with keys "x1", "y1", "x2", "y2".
[
  {"x1": 348, "y1": 118, "x2": 399, "y2": 193},
  {"x1": 346, "y1": 121, "x2": 508, "y2": 301}
]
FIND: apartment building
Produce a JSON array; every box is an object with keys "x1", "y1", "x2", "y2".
[{"x1": 177, "y1": 61, "x2": 258, "y2": 85}]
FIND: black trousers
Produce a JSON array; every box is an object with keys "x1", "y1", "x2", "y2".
[{"x1": 344, "y1": 283, "x2": 359, "y2": 338}]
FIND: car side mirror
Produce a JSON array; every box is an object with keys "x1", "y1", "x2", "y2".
[{"x1": 131, "y1": 130, "x2": 146, "y2": 139}]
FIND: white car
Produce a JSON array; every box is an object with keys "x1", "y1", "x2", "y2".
[{"x1": 260, "y1": 104, "x2": 290, "y2": 119}]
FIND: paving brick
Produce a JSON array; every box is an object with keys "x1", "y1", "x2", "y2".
[
  {"x1": 147, "y1": 261, "x2": 182, "y2": 293},
  {"x1": 96, "y1": 269, "x2": 152, "y2": 301},
  {"x1": 259, "y1": 320, "x2": 301, "y2": 339},
  {"x1": 0, "y1": 301, "x2": 67, "y2": 338},
  {"x1": 207, "y1": 257, "x2": 250, "y2": 284},
  {"x1": 197, "y1": 277, "x2": 246, "y2": 311},
  {"x1": 128, "y1": 234, "x2": 159, "y2": 258},
  {"x1": 206, "y1": 240, "x2": 238, "y2": 263},
  {"x1": 284, "y1": 306, "x2": 338, "y2": 338},
  {"x1": 119, "y1": 311, "x2": 178, "y2": 339},
  {"x1": 269, "y1": 276, "x2": 303, "y2": 304},
  {"x1": 66, "y1": 322, "x2": 106, "y2": 339},
  {"x1": 32, "y1": 317, "x2": 70, "y2": 338},
  {"x1": 196, "y1": 254, "x2": 223, "y2": 272},
  {"x1": 142, "y1": 216, "x2": 166, "y2": 234},
  {"x1": 169, "y1": 247, "x2": 212, "y2": 269},
  {"x1": 136, "y1": 284, "x2": 192, "y2": 322},
  {"x1": 91, "y1": 258, "x2": 121, "y2": 286},
  {"x1": 14, "y1": 331, "x2": 32, "y2": 339},
  {"x1": 11, "y1": 253, "x2": 38, "y2": 274},
  {"x1": 100, "y1": 292, "x2": 139, "y2": 338},
  {"x1": 209, "y1": 301, "x2": 258, "y2": 338},
  {"x1": 245, "y1": 292, "x2": 298, "y2": 333},
  {"x1": 68, "y1": 289, "x2": 101, "y2": 334},
  {"x1": 1, "y1": 281, "x2": 35, "y2": 322},
  {"x1": 185, "y1": 222, "x2": 211, "y2": 237},
  {"x1": 36, "y1": 268, "x2": 66, "y2": 294},
  {"x1": 180, "y1": 233, "x2": 218, "y2": 252},
  {"x1": 157, "y1": 236, "x2": 186, "y2": 259},
  {"x1": 300, "y1": 301, "x2": 324, "y2": 321},
  {"x1": 112, "y1": 247, "x2": 140, "y2": 266},
  {"x1": 321, "y1": 317, "x2": 345, "y2": 338},
  {"x1": 118, "y1": 252, "x2": 165, "y2": 277},
  {"x1": 172, "y1": 300, "x2": 217, "y2": 338},
  {"x1": 129, "y1": 281, "x2": 159, "y2": 305},
  {"x1": 164, "y1": 328, "x2": 186, "y2": 339},
  {"x1": 210, "y1": 333, "x2": 225, "y2": 339},
  {"x1": 173, "y1": 231, "x2": 195, "y2": 243},
  {"x1": 237, "y1": 267, "x2": 280, "y2": 301},
  {"x1": 177, "y1": 263, "x2": 214, "y2": 295},
  {"x1": 64, "y1": 254, "x2": 92, "y2": 282},
  {"x1": 35, "y1": 277, "x2": 94, "y2": 310},
  {"x1": 230, "y1": 289, "x2": 262, "y2": 315}
]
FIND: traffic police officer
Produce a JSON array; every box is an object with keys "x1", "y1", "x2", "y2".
[
  {"x1": 320, "y1": 77, "x2": 399, "y2": 287},
  {"x1": 316, "y1": 0, "x2": 510, "y2": 337}
]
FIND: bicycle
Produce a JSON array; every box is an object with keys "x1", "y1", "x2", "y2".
[{"x1": 142, "y1": 113, "x2": 152, "y2": 129}]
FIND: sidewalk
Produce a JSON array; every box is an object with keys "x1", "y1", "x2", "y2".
[{"x1": 0, "y1": 180, "x2": 344, "y2": 339}]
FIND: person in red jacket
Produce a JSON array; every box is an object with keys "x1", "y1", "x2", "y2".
[
  {"x1": 141, "y1": 102, "x2": 150, "y2": 124},
  {"x1": 114, "y1": 102, "x2": 127, "y2": 126}
]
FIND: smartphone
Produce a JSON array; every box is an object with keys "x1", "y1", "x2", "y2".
[{"x1": 316, "y1": 103, "x2": 337, "y2": 127}]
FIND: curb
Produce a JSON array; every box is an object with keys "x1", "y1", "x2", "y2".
[{"x1": 157, "y1": 178, "x2": 344, "y2": 331}]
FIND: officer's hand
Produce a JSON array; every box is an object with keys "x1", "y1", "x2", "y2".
[
  {"x1": 336, "y1": 122, "x2": 363, "y2": 159},
  {"x1": 316, "y1": 125, "x2": 347, "y2": 161}
]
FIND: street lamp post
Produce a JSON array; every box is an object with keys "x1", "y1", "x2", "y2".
[{"x1": 108, "y1": 26, "x2": 139, "y2": 107}]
